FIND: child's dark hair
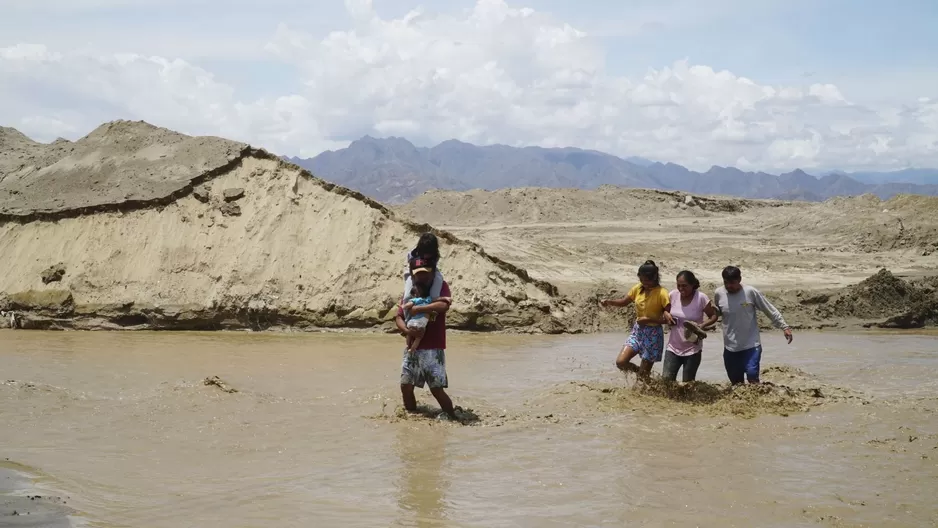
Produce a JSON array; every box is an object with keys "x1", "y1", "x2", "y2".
[
  {"x1": 637, "y1": 260, "x2": 660, "y2": 289},
  {"x1": 412, "y1": 282, "x2": 430, "y2": 298},
  {"x1": 414, "y1": 233, "x2": 440, "y2": 266},
  {"x1": 676, "y1": 270, "x2": 700, "y2": 290}
]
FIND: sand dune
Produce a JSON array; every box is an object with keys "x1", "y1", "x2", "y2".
[
  {"x1": 0, "y1": 122, "x2": 562, "y2": 332},
  {"x1": 0, "y1": 121, "x2": 246, "y2": 218}
]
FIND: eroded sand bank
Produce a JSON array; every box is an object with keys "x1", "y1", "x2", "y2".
[
  {"x1": 0, "y1": 122, "x2": 561, "y2": 332},
  {"x1": 2, "y1": 121, "x2": 937, "y2": 333}
]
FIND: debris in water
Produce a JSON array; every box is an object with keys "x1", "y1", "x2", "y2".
[
  {"x1": 369, "y1": 400, "x2": 487, "y2": 426},
  {"x1": 546, "y1": 364, "x2": 861, "y2": 419},
  {"x1": 203, "y1": 376, "x2": 237, "y2": 393}
]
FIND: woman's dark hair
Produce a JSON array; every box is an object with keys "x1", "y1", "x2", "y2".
[
  {"x1": 676, "y1": 270, "x2": 700, "y2": 290},
  {"x1": 722, "y1": 265, "x2": 742, "y2": 282},
  {"x1": 637, "y1": 260, "x2": 660, "y2": 289}
]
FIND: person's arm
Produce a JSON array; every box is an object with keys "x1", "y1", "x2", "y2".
[
  {"x1": 395, "y1": 307, "x2": 412, "y2": 337},
  {"x1": 429, "y1": 270, "x2": 444, "y2": 299},
  {"x1": 661, "y1": 302, "x2": 675, "y2": 325},
  {"x1": 411, "y1": 284, "x2": 452, "y2": 315},
  {"x1": 410, "y1": 299, "x2": 450, "y2": 315},
  {"x1": 752, "y1": 288, "x2": 793, "y2": 343},
  {"x1": 402, "y1": 301, "x2": 415, "y2": 311},
  {"x1": 638, "y1": 289, "x2": 672, "y2": 324},
  {"x1": 701, "y1": 301, "x2": 719, "y2": 330},
  {"x1": 402, "y1": 275, "x2": 413, "y2": 303},
  {"x1": 602, "y1": 286, "x2": 636, "y2": 308},
  {"x1": 395, "y1": 296, "x2": 410, "y2": 337},
  {"x1": 602, "y1": 296, "x2": 633, "y2": 308},
  {"x1": 660, "y1": 289, "x2": 675, "y2": 325},
  {"x1": 637, "y1": 300, "x2": 673, "y2": 325}
]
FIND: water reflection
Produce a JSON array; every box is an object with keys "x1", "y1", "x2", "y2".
[{"x1": 393, "y1": 425, "x2": 450, "y2": 527}]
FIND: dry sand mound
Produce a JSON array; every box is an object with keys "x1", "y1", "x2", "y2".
[
  {"x1": 397, "y1": 186, "x2": 780, "y2": 226},
  {"x1": 763, "y1": 193, "x2": 938, "y2": 254},
  {"x1": 401, "y1": 186, "x2": 938, "y2": 256},
  {"x1": 0, "y1": 121, "x2": 565, "y2": 332},
  {"x1": 0, "y1": 120, "x2": 247, "y2": 218},
  {"x1": 783, "y1": 269, "x2": 938, "y2": 329}
]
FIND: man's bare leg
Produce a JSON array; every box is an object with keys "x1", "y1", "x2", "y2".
[
  {"x1": 400, "y1": 384, "x2": 418, "y2": 413},
  {"x1": 429, "y1": 387, "x2": 457, "y2": 420},
  {"x1": 615, "y1": 346, "x2": 640, "y2": 373}
]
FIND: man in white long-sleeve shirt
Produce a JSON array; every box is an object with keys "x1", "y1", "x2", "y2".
[{"x1": 713, "y1": 266, "x2": 793, "y2": 384}]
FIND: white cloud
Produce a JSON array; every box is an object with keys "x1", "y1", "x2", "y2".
[{"x1": 1, "y1": 0, "x2": 937, "y2": 171}]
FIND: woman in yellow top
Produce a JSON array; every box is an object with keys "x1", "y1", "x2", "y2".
[{"x1": 601, "y1": 260, "x2": 674, "y2": 380}]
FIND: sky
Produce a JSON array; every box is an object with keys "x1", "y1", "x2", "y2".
[{"x1": 2, "y1": 0, "x2": 937, "y2": 172}]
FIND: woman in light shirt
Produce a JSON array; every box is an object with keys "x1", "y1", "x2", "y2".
[{"x1": 662, "y1": 270, "x2": 718, "y2": 383}]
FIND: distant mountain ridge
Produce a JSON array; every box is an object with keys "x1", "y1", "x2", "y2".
[{"x1": 285, "y1": 136, "x2": 938, "y2": 204}]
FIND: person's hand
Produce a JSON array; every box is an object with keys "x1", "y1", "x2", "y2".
[
  {"x1": 784, "y1": 327, "x2": 793, "y2": 344},
  {"x1": 599, "y1": 299, "x2": 611, "y2": 308},
  {"x1": 663, "y1": 312, "x2": 675, "y2": 326}
]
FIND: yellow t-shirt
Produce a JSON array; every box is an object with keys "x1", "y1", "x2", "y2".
[{"x1": 628, "y1": 283, "x2": 671, "y2": 326}]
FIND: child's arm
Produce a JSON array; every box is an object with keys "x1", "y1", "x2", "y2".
[
  {"x1": 601, "y1": 296, "x2": 633, "y2": 308},
  {"x1": 402, "y1": 301, "x2": 415, "y2": 311}
]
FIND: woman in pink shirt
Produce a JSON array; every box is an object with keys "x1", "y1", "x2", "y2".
[{"x1": 663, "y1": 270, "x2": 718, "y2": 383}]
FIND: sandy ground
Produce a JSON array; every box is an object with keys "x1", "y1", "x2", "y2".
[
  {"x1": 397, "y1": 187, "x2": 938, "y2": 329},
  {"x1": 1, "y1": 120, "x2": 936, "y2": 333},
  {"x1": 0, "y1": 121, "x2": 246, "y2": 218},
  {"x1": 0, "y1": 122, "x2": 559, "y2": 333},
  {"x1": 0, "y1": 462, "x2": 72, "y2": 527}
]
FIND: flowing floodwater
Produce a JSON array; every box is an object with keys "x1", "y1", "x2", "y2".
[{"x1": 1, "y1": 330, "x2": 937, "y2": 527}]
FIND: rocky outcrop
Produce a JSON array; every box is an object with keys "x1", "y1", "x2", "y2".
[
  {"x1": 193, "y1": 185, "x2": 211, "y2": 203},
  {"x1": 223, "y1": 188, "x2": 245, "y2": 202},
  {"x1": 40, "y1": 263, "x2": 66, "y2": 284},
  {"x1": 218, "y1": 202, "x2": 241, "y2": 217}
]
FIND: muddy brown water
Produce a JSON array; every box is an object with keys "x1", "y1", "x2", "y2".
[{"x1": 1, "y1": 330, "x2": 936, "y2": 527}]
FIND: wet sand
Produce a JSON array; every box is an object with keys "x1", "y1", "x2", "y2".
[
  {"x1": 0, "y1": 462, "x2": 72, "y2": 527},
  {"x1": 1, "y1": 330, "x2": 936, "y2": 527}
]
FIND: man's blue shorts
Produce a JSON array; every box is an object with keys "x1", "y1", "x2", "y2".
[{"x1": 723, "y1": 345, "x2": 762, "y2": 384}]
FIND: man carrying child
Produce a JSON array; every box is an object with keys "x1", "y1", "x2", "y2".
[{"x1": 396, "y1": 255, "x2": 457, "y2": 421}]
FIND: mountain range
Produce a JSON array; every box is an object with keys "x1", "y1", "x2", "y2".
[{"x1": 286, "y1": 136, "x2": 938, "y2": 204}]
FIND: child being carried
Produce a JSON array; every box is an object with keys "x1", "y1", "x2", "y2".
[{"x1": 402, "y1": 280, "x2": 451, "y2": 353}]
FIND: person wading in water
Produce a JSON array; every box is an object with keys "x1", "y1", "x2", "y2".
[
  {"x1": 601, "y1": 260, "x2": 674, "y2": 381},
  {"x1": 662, "y1": 270, "x2": 718, "y2": 384},
  {"x1": 713, "y1": 265, "x2": 793, "y2": 384},
  {"x1": 396, "y1": 235, "x2": 457, "y2": 420}
]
